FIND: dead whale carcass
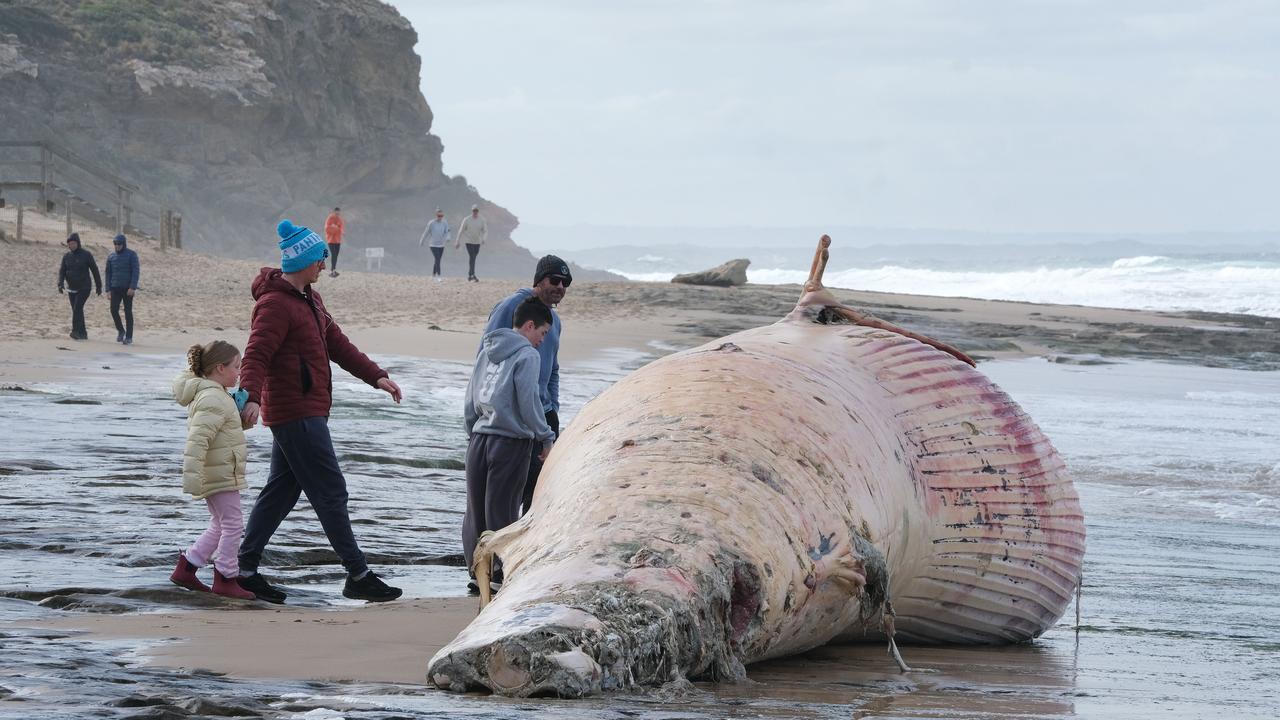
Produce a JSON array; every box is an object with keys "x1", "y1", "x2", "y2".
[{"x1": 428, "y1": 236, "x2": 1086, "y2": 697}]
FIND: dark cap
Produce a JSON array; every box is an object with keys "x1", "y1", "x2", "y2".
[
  {"x1": 534, "y1": 255, "x2": 572, "y2": 287},
  {"x1": 66, "y1": 233, "x2": 81, "y2": 245}
]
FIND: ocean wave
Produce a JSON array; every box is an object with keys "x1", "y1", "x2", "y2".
[
  {"x1": 1111, "y1": 255, "x2": 1170, "y2": 268},
  {"x1": 1185, "y1": 390, "x2": 1280, "y2": 407},
  {"x1": 608, "y1": 257, "x2": 1280, "y2": 317},
  {"x1": 605, "y1": 269, "x2": 681, "y2": 283},
  {"x1": 341, "y1": 452, "x2": 465, "y2": 471},
  {"x1": 1250, "y1": 463, "x2": 1280, "y2": 490}
]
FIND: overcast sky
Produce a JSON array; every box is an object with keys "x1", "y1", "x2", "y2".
[{"x1": 389, "y1": 0, "x2": 1279, "y2": 233}]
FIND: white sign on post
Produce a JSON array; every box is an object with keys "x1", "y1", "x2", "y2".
[{"x1": 365, "y1": 247, "x2": 384, "y2": 272}]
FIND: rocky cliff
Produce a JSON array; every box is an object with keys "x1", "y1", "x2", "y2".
[{"x1": 0, "y1": 0, "x2": 604, "y2": 279}]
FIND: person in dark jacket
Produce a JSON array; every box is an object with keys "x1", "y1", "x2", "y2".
[
  {"x1": 56, "y1": 233, "x2": 101, "y2": 340},
  {"x1": 235, "y1": 219, "x2": 405, "y2": 604},
  {"x1": 480, "y1": 254, "x2": 570, "y2": 514},
  {"x1": 104, "y1": 234, "x2": 140, "y2": 344}
]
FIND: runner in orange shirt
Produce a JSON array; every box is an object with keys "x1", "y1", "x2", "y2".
[{"x1": 324, "y1": 207, "x2": 345, "y2": 277}]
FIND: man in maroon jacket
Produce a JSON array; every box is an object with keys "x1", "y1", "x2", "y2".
[{"x1": 236, "y1": 219, "x2": 404, "y2": 603}]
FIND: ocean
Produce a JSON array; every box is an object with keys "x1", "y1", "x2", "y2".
[
  {"x1": 581, "y1": 245, "x2": 1280, "y2": 318},
  {"x1": 2, "y1": 340, "x2": 1279, "y2": 717}
]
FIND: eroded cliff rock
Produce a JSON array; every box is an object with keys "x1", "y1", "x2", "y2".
[{"x1": 0, "y1": 0, "x2": 602, "y2": 279}]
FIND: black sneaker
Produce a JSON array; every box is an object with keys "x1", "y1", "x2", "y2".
[
  {"x1": 343, "y1": 571, "x2": 402, "y2": 602},
  {"x1": 466, "y1": 568, "x2": 503, "y2": 596},
  {"x1": 238, "y1": 572, "x2": 287, "y2": 604},
  {"x1": 116, "y1": 331, "x2": 124, "y2": 343}
]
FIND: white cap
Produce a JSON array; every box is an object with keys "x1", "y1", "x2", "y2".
[{"x1": 471, "y1": 204, "x2": 479, "y2": 211}]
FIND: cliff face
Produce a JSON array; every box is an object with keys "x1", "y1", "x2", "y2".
[{"x1": 0, "y1": 0, "x2": 599, "y2": 279}]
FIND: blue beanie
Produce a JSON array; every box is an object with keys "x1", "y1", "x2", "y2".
[{"x1": 277, "y1": 219, "x2": 327, "y2": 272}]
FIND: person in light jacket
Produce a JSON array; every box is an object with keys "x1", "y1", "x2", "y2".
[
  {"x1": 461, "y1": 297, "x2": 556, "y2": 593},
  {"x1": 454, "y1": 204, "x2": 487, "y2": 282},
  {"x1": 169, "y1": 340, "x2": 255, "y2": 600},
  {"x1": 419, "y1": 208, "x2": 451, "y2": 280},
  {"x1": 481, "y1": 255, "x2": 571, "y2": 514}
]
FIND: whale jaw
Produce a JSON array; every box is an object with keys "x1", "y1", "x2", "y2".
[{"x1": 428, "y1": 565, "x2": 750, "y2": 697}]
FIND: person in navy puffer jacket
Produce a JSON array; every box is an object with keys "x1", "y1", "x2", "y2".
[{"x1": 104, "y1": 234, "x2": 140, "y2": 344}]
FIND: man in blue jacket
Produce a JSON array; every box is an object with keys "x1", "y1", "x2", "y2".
[
  {"x1": 480, "y1": 255, "x2": 570, "y2": 514},
  {"x1": 104, "y1": 234, "x2": 140, "y2": 344}
]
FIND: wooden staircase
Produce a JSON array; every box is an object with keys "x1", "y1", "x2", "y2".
[{"x1": 0, "y1": 140, "x2": 181, "y2": 247}]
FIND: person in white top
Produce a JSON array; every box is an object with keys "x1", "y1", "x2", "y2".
[
  {"x1": 454, "y1": 204, "x2": 488, "y2": 282},
  {"x1": 418, "y1": 208, "x2": 451, "y2": 281}
]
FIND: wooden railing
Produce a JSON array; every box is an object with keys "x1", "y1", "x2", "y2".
[{"x1": 0, "y1": 140, "x2": 182, "y2": 248}]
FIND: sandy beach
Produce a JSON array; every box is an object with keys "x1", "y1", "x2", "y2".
[
  {"x1": 4, "y1": 213, "x2": 1280, "y2": 718},
  {"x1": 4, "y1": 205, "x2": 1275, "y2": 384}
]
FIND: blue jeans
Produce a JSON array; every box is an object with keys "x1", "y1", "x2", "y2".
[{"x1": 238, "y1": 416, "x2": 368, "y2": 577}]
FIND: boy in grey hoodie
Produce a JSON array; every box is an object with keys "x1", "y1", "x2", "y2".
[{"x1": 462, "y1": 297, "x2": 557, "y2": 588}]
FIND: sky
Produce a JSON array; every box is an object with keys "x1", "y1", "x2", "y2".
[{"x1": 389, "y1": 0, "x2": 1280, "y2": 233}]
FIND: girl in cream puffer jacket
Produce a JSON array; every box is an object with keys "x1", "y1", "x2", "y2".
[{"x1": 169, "y1": 340, "x2": 255, "y2": 600}]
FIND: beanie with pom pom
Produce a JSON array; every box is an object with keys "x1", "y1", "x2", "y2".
[{"x1": 277, "y1": 219, "x2": 328, "y2": 272}]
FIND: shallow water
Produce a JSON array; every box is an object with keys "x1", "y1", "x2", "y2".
[{"x1": 2, "y1": 350, "x2": 1279, "y2": 718}]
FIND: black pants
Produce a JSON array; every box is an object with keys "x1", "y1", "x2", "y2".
[
  {"x1": 67, "y1": 290, "x2": 89, "y2": 338},
  {"x1": 430, "y1": 246, "x2": 444, "y2": 275},
  {"x1": 239, "y1": 416, "x2": 368, "y2": 577},
  {"x1": 521, "y1": 410, "x2": 559, "y2": 514},
  {"x1": 462, "y1": 433, "x2": 533, "y2": 569},
  {"x1": 327, "y1": 243, "x2": 341, "y2": 271},
  {"x1": 465, "y1": 243, "x2": 480, "y2": 279},
  {"x1": 109, "y1": 288, "x2": 134, "y2": 340}
]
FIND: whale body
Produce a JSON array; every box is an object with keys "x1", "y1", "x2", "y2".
[{"x1": 428, "y1": 240, "x2": 1086, "y2": 697}]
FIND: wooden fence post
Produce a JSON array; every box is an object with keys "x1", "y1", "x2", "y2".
[
  {"x1": 65, "y1": 200, "x2": 72, "y2": 238},
  {"x1": 39, "y1": 145, "x2": 49, "y2": 213},
  {"x1": 16, "y1": 203, "x2": 22, "y2": 243},
  {"x1": 115, "y1": 186, "x2": 124, "y2": 234},
  {"x1": 173, "y1": 214, "x2": 182, "y2": 249}
]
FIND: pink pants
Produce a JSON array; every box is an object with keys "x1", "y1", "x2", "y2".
[{"x1": 185, "y1": 490, "x2": 243, "y2": 578}]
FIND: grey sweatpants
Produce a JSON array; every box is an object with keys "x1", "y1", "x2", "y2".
[{"x1": 462, "y1": 433, "x2": 533, "y2": 570}]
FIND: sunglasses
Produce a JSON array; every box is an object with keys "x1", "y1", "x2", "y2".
[{"x1": 547, "y1": 275, "x2": 570, "y2": 288}]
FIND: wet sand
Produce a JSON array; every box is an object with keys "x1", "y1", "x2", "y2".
[
  {"x1": 32, "y1": 598, "x2": 1083, "y2": 716},
  {"x1": 38, "y1": 598, "x2": 478, "y2": 685}
]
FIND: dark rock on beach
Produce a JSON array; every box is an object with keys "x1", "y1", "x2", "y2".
[{"x1": 672, "y1": 258, "x2": 751, "y2": 287}]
